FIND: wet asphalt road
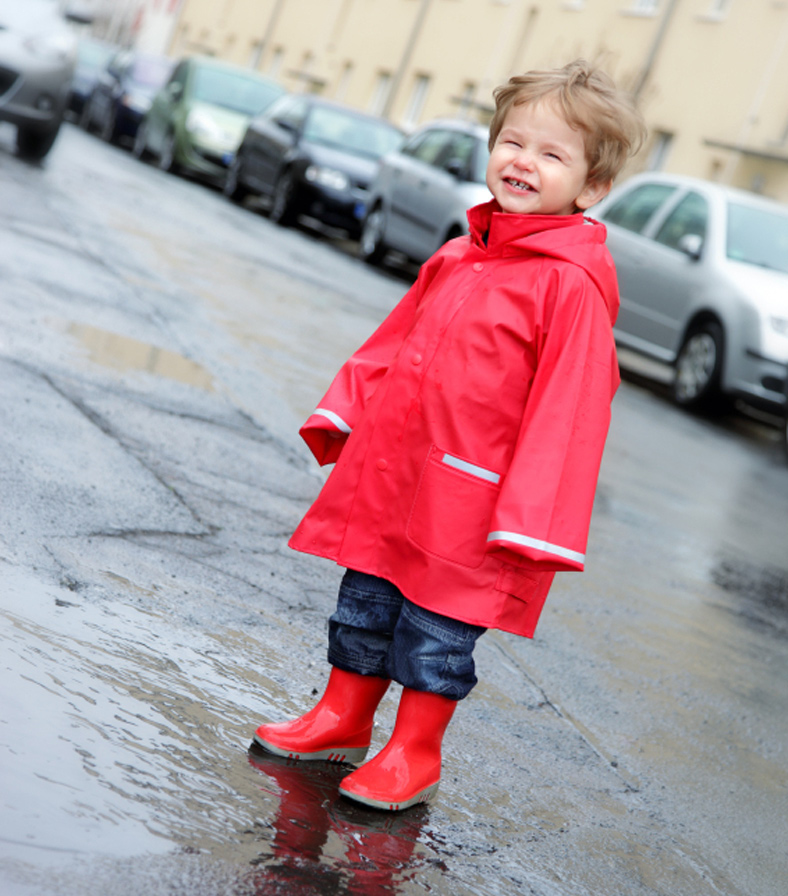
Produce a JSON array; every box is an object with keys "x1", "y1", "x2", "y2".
[{"x1": 1, "y1": 122, "x2": 787, "y2": 896}]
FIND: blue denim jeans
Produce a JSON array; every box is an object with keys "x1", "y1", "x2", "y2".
[{"x1": 327, "y1": 569, "x2": 486, "y2": 701}]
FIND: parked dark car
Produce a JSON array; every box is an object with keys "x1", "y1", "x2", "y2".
[
  {"x1": 133, "y1": 55, "x2": 286, "y2": 184},
  {"x1": 81, "y1": 49, "x2": 173, "y2": 144},
  {"x1": 359, "y1": 118, "x2": 491, "y2": 266},
  {"x1": 67, "y1": 36, "x2": 115, "y2": 118},
  {"x1": 591, "y1": 172, "x2": 788, "y2": 414},
  {"x1": 0, "y1": 0, "x2": 77, "y2": 160},
  {"x1": 224, "y1": 93, "x2": 403, "y2": 234}
]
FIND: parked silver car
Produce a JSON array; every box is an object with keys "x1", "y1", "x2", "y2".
[
  {"x1": 0, "y1": 0, "x2": 77, "y2": 160},
  {"x1": 359, "y1": 118, "x2": 491, "y2": 266},
  {"x1": 592, "y1": 173, "x2": 788, "y2": 414}
]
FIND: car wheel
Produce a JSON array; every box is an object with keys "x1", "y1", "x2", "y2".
[
  {"x1": 79, "y1": 95, "x2": 94, "y2": 131},
  {"x1": 132, "y1": 120, "x2": 148, "y2": 160},
  {"x1": 100, "y1": 106, "x2": 119, "y2": 144},
  {"x1": 359, "y1": 205, "x2": 388, "y2": 265},
  {"x1": 16, "y1": 124, "x2": 61, "y2": 161},
  {"x1": 159, "y1": 132, "x2": 178, "y2": 173},
  {"x1": 673, "y1": 320, "x2": 726, "y2": 410},
  {"x1": 269, "y1": 170, "x2": 297, "y2": 226},
  {"x1": 224, "y1": 155, "x2": 251, "y2": 203}
]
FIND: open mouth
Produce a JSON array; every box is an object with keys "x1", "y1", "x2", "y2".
[{"x1": 504, "y1": 177, "x2": 536, "y2": 193}]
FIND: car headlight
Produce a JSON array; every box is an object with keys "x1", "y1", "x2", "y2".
[
  {"x1": 305, "y1": 165, "x2": 350, "y2": 192},
  {"x1": 24, "y1": 30, "x2": 76, "y2": 64},
  {"x1": 769, "y1": 316, "x2": 788, "y2": 337},
  {"x1": 186, "y1": 109, "x2": 230, "y2": 143},
  {"x1": 120, "y1": 92, "x2": 151, "y2": 115}
]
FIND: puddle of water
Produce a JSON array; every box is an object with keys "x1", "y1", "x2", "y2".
[
  {"x1": 0, "y1": 568, "x2": 452, "y2": 896},
  {"x1": 67, "y1": 323, "x2": 214, "y2": 391}
]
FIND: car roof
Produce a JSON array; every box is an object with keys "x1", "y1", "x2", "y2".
[
  {"x1": 412, "y1": 117, "x2": 489, "y2": 140},
  {"x1": 618, "y1": 171, "x2": 788, "y2": 215},
  {"x1": 277, "y1": 93, "x2": 404, "y2": 129}
]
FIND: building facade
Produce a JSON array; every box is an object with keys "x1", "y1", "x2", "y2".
[{"x1": 163, "y1": 0, "x2": 788, "y2": 201}]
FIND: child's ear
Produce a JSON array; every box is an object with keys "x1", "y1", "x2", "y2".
[{"x1": 576, "y1": 178, "x2": 612, "y2": 211}]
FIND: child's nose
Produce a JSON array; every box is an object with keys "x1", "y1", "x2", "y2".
[{"x1": 513, "y1": 148, "x2": 535, "y2": 170}]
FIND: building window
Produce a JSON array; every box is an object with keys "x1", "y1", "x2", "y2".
[
  {"x1": 647, "y1": 130, "x2": 673, "y2": 170},
  {"x1": 369, "y1": 71, "x2": 392, "y2": 116},
  {"x1": 268, "y1": 47, "x2": 284, "y2": 79},
  {"x1": 248, "y1": 40, "x2": 263, "y2": 70},
  {"x1": 455, "y1": 82, "x2": 477, "y2": 119},
  {"x1": 702, "y1": 0, "x2": 732, "y2": 18},
  {"x1": 335, "y1": 62, "x2": 353, "y2": 102},
  {"x1": 628, "y1": 0, "x2": 660, "y2": 13},
  {"x1": 402, "y1": 74, "x2": 431, "y2": 129}
]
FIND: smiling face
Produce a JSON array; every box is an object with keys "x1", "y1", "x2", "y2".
[{"x1": 486, "y1": 97, "x2": 610, "y2": 216}]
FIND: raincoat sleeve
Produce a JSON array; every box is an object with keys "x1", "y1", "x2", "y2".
[
  {"x1": 299, "y1": 250, "x2": 449, "y2": 465},
  {"x1": 486, "y1": 267, "x2": 620, "y2": 572}
]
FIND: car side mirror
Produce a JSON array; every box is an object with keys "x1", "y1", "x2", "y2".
[
  {"x1": 168, "y1": 82, "x2": 183, "y2": 101},
  {"x1": 274, "y1": 118, "x2": 298, "y2": 136},
  {"x1": 445, "y1": 158, "x2": 467, "y2": 179},
  {"x1": 678, "y1": 233, "x2": 703, "y2": 260}
]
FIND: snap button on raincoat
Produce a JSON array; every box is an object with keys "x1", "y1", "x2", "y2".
[{"x1": 289, "y1": 200, "x2": 621, "y2": 637}]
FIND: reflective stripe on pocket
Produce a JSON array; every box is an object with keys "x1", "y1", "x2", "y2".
[{"x1": 440, "y1": 453, "x2": 501, "y2": 484}]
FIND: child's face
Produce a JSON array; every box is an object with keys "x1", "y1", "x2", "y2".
[{"x1": 486, "y1": 98, "x2": 609, "y2": 216}]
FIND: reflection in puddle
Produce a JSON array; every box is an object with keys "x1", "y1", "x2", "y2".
[
  {"x1": 245, "y1": 746, "x2": 433, "y2": 895},
  {"x1": 68, "y1": 323, "x2": 213, "y2": 391}
]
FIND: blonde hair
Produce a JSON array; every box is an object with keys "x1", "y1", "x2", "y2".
[{"x1": 488, "y1": 60, "x2": 647, "y2": 185}]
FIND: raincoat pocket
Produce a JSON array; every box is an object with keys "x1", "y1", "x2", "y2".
[{"x1": 407, "y1": 446, "x2": 501, "y2": 569}]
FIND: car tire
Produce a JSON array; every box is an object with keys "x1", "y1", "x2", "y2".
[
  {"x1": 100, "y1": 106, "x2": 119, "y2": 145},
  {"x1": 79, "y1": 95, "x2": 94, "y2": 131},
  {"x1": 224, "y1": 155, "x2": 251, "y2": 203},
  {"x1": 158, "y1": 132, "x2": 178, "y2": 174},
  {"x1": 16, "y1": 124, "x2": 61, "y2": 161},
  {"x1": 673, "y1": 320, "x2": 726, "y2": 411},
  {"x1": 269, "y1": 170, "x2": 297, "y2": 226},
  {"x1": 132, "y1": 120, "x2": 149, "y2": 160},
  {"x1": 359, "y1": 204, "x2": 388, "y2": 265}
]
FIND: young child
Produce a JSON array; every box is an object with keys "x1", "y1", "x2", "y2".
[{"x1": 253, "y1": 60, "x2": 646, "y2": 811}]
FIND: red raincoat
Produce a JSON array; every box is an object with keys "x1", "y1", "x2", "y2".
[{"x1": 289, "y1": 200, "x2": 620, "y2": 637}]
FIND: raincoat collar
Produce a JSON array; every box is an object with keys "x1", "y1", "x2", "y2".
[
  {"x1": 467, "y1": 199, "x2": 618, "y2": 325},
  {"x1": 468, "y1": 199, "x2": 588, "y2": 253}
]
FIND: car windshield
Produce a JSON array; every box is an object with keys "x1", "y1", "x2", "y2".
[
  {"x1": 77, "y1": 40, "x2": 113, "y2": 72},
  {"x1": 470, "y1": 143, "x2": 490, "y2": 184},
  {"x1": 192, "y1": 67, "x2": 284, "y2": 116},
  {"x1": 727, "y1": 201, "x2": 788, "y2": 274},
  {"x1": 303, "y1": 107, "x2": 402, "y2": 159},
  {"x1": 130, "y1": 56, "x2": 173, "y2": 90}
]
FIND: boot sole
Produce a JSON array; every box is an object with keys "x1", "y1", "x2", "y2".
[
  {"x1": 338, "y1": 780, "x2": 439, "y2": 811},
  {"x1": 252, "y1": 733, "x2": 369, "y2": 764}
]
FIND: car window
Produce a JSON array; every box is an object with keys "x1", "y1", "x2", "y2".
[
  {"x1": 405, "y1": 129, "x2": 454, "y2": 167},
  {"x1": 654, "y1": 191, "x2": 708, "y2": 251},
  {"x1": 192, "y1": 66, "x2": 284, "y2": 115},
  {"x1": 270, "y1": 95, "x2": 308, "y2": 129},
  {"x1": 303, "y1": 106, "x2": 401, "y2": 158},
  {"x1": 434, "y1": 132, "x2": 480, "y2": 180},
  {"x1": 727, "y1": 202, "x2": 788, "y2": 274},
  {"x1": 130, "y1": 55, "x2": 173, "y2": 90},
  {"x1": 470, "y1": 137, "x2": 490, "y2": 184},
  {"x1": 603, "y1": 183, "x2": 676, "y2": 233}
]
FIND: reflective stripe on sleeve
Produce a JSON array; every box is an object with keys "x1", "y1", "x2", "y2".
[
  {"x1": 313, "y1": 408, "x2": 352, "y2": 433},
  {"x1": 441, "y1": 453, "x2": 500, "y2": 484},
  {"x1": 487, "y1": 531, "x2": 585, "y2": 565}
]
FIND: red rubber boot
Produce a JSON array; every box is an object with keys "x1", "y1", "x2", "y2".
[
  {"x1": 254, "y1": 667, "x2": 390, "y2": 764},
  {"x1": 338, "y1": 688, "x2": 457, "y2": 810}
]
